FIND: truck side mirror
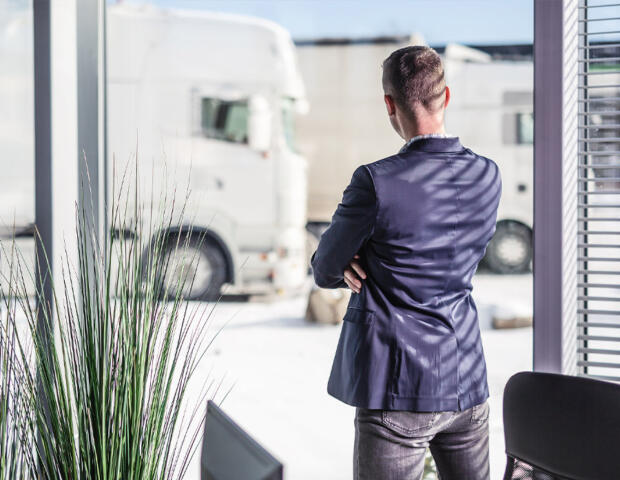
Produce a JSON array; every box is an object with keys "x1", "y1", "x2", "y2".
[{"x1": 248, "y1": 95, "x2": 272, "y2": 152}]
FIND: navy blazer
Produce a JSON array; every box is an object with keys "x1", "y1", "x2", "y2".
[{"x1": 311, "y1": 136, "x2": 502, "y2": 412}]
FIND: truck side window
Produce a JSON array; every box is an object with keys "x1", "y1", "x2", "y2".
[
  {"x1": 517, "y1": 112, "x2": 534, "y2": 144},
  {"x1": 201, "y1": 98, "x2": 249, "y2": 144}
]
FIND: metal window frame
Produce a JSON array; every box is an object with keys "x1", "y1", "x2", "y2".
[
  {"x1": 32, "y1": 1, "x2": 105, "y2": 457},
  {"x1": 533, "y1": 0, "x2": 579, "y2": 375},
  {"x1": 77, "y1": 0, "x2": 107, "y2": 247},
  {"x1": 33, "y1": 0, "x2": 105, "y2": 315},
  {"x1": 33, "y1": 0, "x2": 53, "y2": 324}
]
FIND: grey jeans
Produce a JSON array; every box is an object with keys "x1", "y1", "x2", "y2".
[{"x1": 353, "y1": 399, "x2": 490, "y2": 480}]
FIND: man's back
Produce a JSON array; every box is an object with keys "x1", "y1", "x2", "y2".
[
  {"x1": 365, "y1": 136, "x2": 500, "y2": 304},
  {"x1": 315, "y1": 45, "x2": 498, "y2": 480},
  {"x1": 311, "y1": 135, "x2": 502, "y2": 411}
]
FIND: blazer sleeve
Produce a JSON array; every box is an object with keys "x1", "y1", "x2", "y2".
[{"x1": 310, "y1": 165, "x2": 377, "y2": 289}]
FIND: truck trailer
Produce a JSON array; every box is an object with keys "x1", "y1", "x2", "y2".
[{"x1": 296, "y1": 38, "x2": 534, "y2": 274}]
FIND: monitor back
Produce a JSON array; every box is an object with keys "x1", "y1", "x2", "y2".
[{"x1": 201, "y1": 400, "x2": 283, "y2": 480}]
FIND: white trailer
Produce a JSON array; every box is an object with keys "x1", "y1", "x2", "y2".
[
  {"x1": 0, "y1": 4, "x2": 310, "y2": 299},
  {"x1": 296, "y1": 39, "x2": 534, "y2": 274},
  {"x1": 443, "y1": 44, "x2": 533, "y2": 273}
]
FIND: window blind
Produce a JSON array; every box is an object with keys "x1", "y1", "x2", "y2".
[{"x1": 577, "y1": 1, "x2": 620, "y2": 381}]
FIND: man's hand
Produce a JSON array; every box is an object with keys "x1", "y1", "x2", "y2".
[{"x1": 344, "y1": 254, "x2": 367, "y2": 294}]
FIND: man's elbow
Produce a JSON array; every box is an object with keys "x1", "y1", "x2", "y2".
[
  {"x1": 312, "y1": 271, "x2": 328, "y2": 288},
  {"x1": 313, "y1": 270, "x2": 345, "y2": 289},
  {"x1": 313, "y1": 269, "x2": 333, "y2": 289},
  {"x1": 310, "y1": 253, "x2": 329, "y2": 288},
  {"x1": 311, "y1": 252, "x2": 343, "y2": 289}
]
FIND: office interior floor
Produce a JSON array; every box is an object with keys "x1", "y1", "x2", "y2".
[{"x1": 186, "y1": 272, "x2": 532, "y2": 480}]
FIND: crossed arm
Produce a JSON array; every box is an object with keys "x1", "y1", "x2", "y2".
[{"x1": 310, "y1": 165, "x2": 377, "y2": 293}]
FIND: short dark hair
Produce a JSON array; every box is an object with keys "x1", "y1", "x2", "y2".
[{"x1": 382, "y1": 46, "x2": 446, "y2": 115}]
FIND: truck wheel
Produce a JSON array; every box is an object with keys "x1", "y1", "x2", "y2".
[
  {"x1": 485, "y1": 221, "x2": 532, "y2": 274},
  {"x1": 156, "y1": 235, "x2": 227, "y2": 301}
]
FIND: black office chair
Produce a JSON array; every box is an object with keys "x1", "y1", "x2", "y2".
[{"x1": 503, "y1": 371, "x2": 620, "y2": 480}]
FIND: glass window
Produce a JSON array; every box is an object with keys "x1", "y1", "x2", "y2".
[
  {"x1": 281, "y1": 97, "x2": 298, "y2": 152},
  {"x1": 517, "y1": 112, "x2": 534, "y2": 144},
  {"x1": 200, "y1": 97, "x2": 249, "y2": 144}
]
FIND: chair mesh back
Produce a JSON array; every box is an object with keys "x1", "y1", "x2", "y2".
[{"x1": 507, "y1": 458, "x2": 557, "y2": 480}]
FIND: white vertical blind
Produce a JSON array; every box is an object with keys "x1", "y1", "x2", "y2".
[{"x1": 577, "y1": 1, "x2": 620, "y2": 381}]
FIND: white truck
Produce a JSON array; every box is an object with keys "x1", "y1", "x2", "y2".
[
  {"x1": 443, "y1": 44, "x2": 533, "y2": 273},
  {"x1": 0, "y1": 4, "x2": 310, "y2": 299}
]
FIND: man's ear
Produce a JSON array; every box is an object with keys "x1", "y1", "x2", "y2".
[
  {"x1": 384, "y1": 94, "x2": 396, "y2": 116},
  {"x1": 444, "y1": 86, "x2": 451, "y2": 109}
]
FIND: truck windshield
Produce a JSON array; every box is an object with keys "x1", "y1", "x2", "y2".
[{"x1": 281, "y1": 97, "x2": 298, "y2": 152}]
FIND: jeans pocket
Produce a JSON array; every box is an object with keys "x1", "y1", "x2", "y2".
[
  {"x1": 470, "y1": 400, "x2": 490, "y2": 425},
  {"x1": 381, "y1": 410, "x2": 439, "y2": 436}
]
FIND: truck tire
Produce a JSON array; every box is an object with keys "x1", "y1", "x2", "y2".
[
  {"x1": 485, "y1": 221, "x2": 532, "y2": 274},
  {"x1": 155, "y1": 235, "x2": 227, "y2": 301}
]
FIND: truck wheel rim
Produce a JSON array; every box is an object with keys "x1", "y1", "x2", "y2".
[
  {"x1": 163, "y1": 246, "x2": 213, "y2": 298},
  {"x1": 497, "y1": 234, "x2": 528, "y2": 268}
]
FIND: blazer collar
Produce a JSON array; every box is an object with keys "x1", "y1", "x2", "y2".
[{"x1": 400, "y1": 136, "x2": 464, "y2": 154}]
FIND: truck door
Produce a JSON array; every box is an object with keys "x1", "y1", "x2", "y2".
[{"x1": 184, "y1": 94, "x2": 276, "y2": 248}]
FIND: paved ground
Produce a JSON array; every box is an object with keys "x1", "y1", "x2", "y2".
[{"x1": 185, "y1": 272, "x2": 533, "y2": 479}]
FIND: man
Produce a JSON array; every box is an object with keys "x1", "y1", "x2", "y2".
[{"x1": 310, "y1": 46, "x2": 502, "y2": 480}]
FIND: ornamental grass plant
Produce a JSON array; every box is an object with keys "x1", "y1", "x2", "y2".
[
  {"x1": 0, "y1": 246, "x2": 35, "y2": 479},
  {"x1": 0, "y1": 165, "x2": 228, "y2": 479}
]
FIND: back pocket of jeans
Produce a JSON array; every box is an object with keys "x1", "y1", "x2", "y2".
[
  {"x1": 381, "y1": 410, "x2": 439, "y2": 436},
  {"x1": 470, "y1": 400, "x2": 490, "y2": 425}
]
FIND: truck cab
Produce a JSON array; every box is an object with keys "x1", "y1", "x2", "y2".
[{"x1": 106, "y1": 4, "x2": 310, "y2": 299}]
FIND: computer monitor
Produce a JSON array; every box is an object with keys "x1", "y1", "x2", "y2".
[{"x1": 201, "y1": 400, "x2": 284, "y2": 480}]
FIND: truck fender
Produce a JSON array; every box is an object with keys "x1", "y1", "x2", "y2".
[{"x1": 146, "y1": 225, "x2": 235, "y2": 285}]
